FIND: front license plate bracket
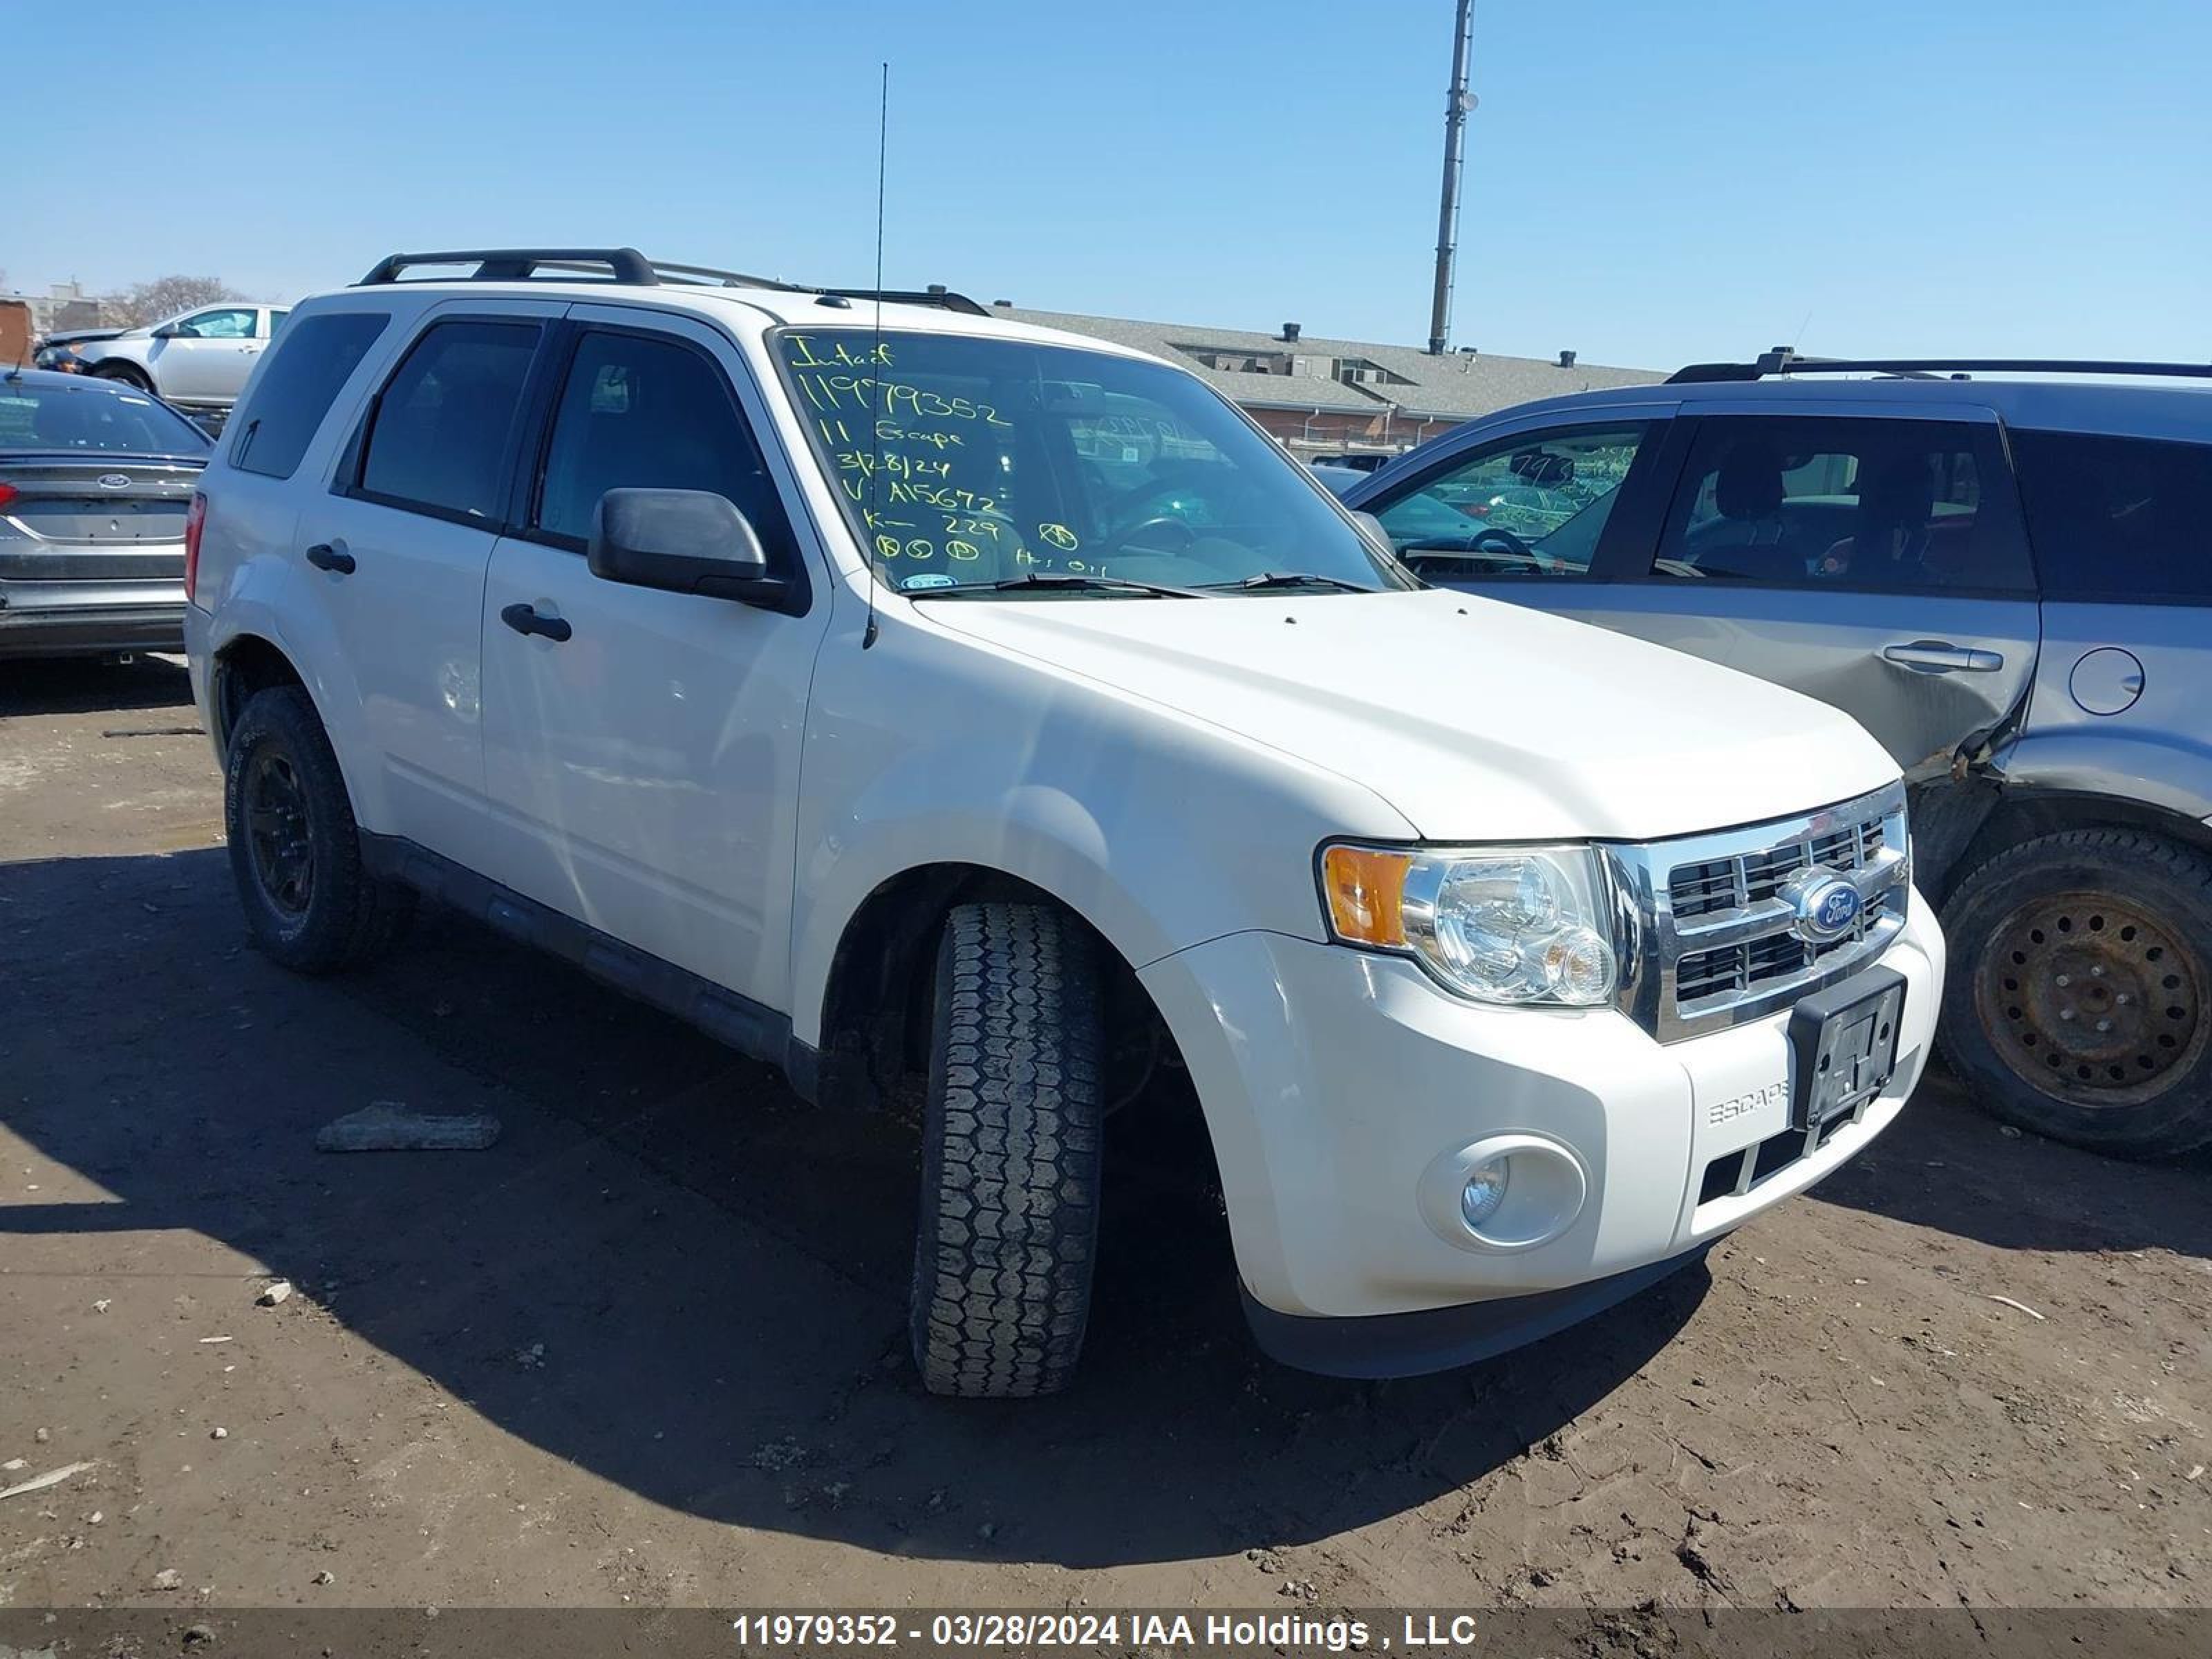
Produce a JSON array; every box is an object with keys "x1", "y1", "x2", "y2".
[{"x1": 1788, "y1": 966, "x2": 1906, "y2": 1136}]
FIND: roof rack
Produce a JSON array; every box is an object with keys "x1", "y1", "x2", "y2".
[
  {"x1": 354, "y1": 247, "x2": 992, "y2": 315},
  {"x1": 808, "y1": 287, "x2": 991, "y2": 317},
  {"x1": 358, "y1": 247, "x2": 662, "y2": 285},
  {"x1": 1669, "y1": 348, "x2": 2212, "y2": 385}
]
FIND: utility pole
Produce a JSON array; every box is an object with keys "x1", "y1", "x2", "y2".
[{"x1": 1427, "y1": 0, "x2": 1475, "y2": 355}]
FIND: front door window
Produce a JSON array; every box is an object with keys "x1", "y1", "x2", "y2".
[{"x1": 1371, "y1": 423, "x2": 1654, "y2": 579}]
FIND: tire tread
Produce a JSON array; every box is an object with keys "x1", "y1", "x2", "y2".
[{"x1": 910, "y1": 902, "x2": 1103, "y2": 1397}]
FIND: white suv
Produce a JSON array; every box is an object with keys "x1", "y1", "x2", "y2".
[{"x1": 184, "y1": 248, "x2": 1945, "y2": 1397}]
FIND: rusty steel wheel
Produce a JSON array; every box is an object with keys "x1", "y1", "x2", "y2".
[
  {"x1": 1976, "y1": 891, "x2": 2204, "y2": 1107},
  {"x1": 1940, "y1": 828, "x2": 2212, "y2": 1159}
]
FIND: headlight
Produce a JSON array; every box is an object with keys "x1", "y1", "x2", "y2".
[{"x1": 1320, "y1": 842, "x2": 1619, "y2": 1007}]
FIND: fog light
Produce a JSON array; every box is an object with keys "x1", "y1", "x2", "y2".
[
  {"x1": 1460, "y1": 1159, "x2": 1510, "y2": 1227},
  {"x1": 1418, "y1": 1133, "x2": 1589, "y2": 1253}
]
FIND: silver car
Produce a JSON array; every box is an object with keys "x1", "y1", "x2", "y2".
[
  {"x1": 55, "y1": 303, "x2": 290, "y2": 412},
  {"x1": 0, "y1": 368, "x2": 212, "y2": 658},
  {"x1": 1347, "y1": 356, "x2": 2212, "y2": 1159}
]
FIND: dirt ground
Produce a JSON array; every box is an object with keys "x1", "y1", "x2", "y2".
[{"x1": 2, "y1": 656, "x2": 2209, "y2": 1614}]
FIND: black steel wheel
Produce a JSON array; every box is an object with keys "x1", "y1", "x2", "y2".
[
  {"x1": 242, "y1": 747, "x2": 316, "y2": 917},
  {"x1": 223, "y1": 686, "x2": 414, "y2": 974}
]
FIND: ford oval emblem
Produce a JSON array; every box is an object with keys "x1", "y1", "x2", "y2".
[
  {"x1": 1781, "y1": 867, "x2": 1864, "y2": 944},
  {"x1": 97, "y1": 474, "x2": 132, "y2": 490}
]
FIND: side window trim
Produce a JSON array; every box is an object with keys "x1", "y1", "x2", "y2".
[
  {"x1": 503, "y1": 317, "x2": 583, "y2": 549},
  {"x1": 1622, "y1": 411, "x2": 2038, "y2": 598},
  {"x1": 335, "y1": 312, "x2": 553, "y2": 534},
  {"x1": 1584, "y1": 416, "x2": 1690, "y2": 581}
]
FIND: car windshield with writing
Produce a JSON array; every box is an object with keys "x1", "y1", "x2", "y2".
[{"x1": 775, "y1": 330, "x2": 1409, "y2": 597}]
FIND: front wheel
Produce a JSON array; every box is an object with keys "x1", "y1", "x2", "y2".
[
  {"x1": 1939, "y1": 828, "x2": 2212, "y2": 1158},
  {"x1": 910, "y1": 902, "x2": 1105, "y2": 1398},
  {"x1": 89, "y1": 362, "x2": 153, "y2": 393}
]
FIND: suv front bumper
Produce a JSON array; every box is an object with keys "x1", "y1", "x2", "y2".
[{"x1": 1137, "y1": 886, "x2": 1944, "y2": 1374}]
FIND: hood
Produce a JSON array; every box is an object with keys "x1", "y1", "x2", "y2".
[
  {"x1": 917, "y1": 588, "x2": 1899, "y2": 843},
  {"x1": 37, "y1": 328, "x2": 124, "y2": 348}
]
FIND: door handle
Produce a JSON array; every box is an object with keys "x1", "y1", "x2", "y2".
[
  {"x1": 1884, "y1": 640, "x2": 2003, "y2": 673},
  {"x1": 500, "y1": 602, "x2": 572, "y2": 643},
  {"x1": 303, "y1": 542, "x2": 355, "y2": 575}
]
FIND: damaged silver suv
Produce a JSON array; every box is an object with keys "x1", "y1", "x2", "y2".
[{"x1": 1347, "y1": 355, "x2": 2212, "y2": 1158}]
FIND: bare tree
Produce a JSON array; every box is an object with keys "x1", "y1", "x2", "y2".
[{"x1": 102, "y1": 275, "x2": 245, "y2": 328}]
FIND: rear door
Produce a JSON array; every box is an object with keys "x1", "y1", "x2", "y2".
[
  {"x1": 2007, "y1": 423, "x2": 2212, "y2": 816},
  {"x1": 285, "y1": 300, "x2": 563, "y2": 865},
  {"x1": 1572, "y1": 406, "x2": 2042, "y2": 780}
]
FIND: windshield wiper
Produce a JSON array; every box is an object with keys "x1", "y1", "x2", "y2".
[
  {"x1": 911, "y1": 571, "x2": 1206, "y2": 599},
  {"x1": 1206, "y1": 572, "x2": 1375, "y2": 593}
]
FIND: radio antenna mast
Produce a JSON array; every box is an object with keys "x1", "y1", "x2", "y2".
[{"x1": 861, "y1": 61, "x2": 890, "y2": 650}]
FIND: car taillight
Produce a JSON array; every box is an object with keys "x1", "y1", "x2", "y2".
[
  {"x1": 0, "y1": 482, "x2": 19, "y2": 511},
  {"x1": 183, "y1": 491, "x2": 207, "y2": 604}
]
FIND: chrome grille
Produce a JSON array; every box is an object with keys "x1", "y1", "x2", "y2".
[{"x1": 1604, "y1": 782, "x2": 1911, "y2": 1041}]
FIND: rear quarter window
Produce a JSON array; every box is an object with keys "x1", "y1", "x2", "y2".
[
  {"x1": 229, "y1": 312, "x2": 392, "y2": 480},
  {"x1": 2013, "y1": 429, "x2": 2212, "y2": 600}
]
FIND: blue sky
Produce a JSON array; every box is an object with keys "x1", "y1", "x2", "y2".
[{"x1": 14, "y1": 1, "x2": 2207, "y2": 369}]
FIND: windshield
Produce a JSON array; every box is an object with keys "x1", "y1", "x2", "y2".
[
  {"x1": 0, "y1": 376, "x2": 212, "y2": 457},
  {"x1": 775, "y1": 330, "x2": 1411, "y2": 596}
]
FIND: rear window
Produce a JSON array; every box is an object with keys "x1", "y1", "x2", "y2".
[
  {"x1": 355, "y1": 320, "x2": 541, "y2": 521},
  {"x1": 2013, "y1": 429, "x2": 2212, "y2": 600},
  {"x1": 229, "y1": 311, "x2": 391, "y2": 479},
  {"x1": 0, "y1": 377, "x2": 210, "y2": 456}
]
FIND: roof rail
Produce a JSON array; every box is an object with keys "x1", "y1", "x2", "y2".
[
  {"x1": 816, "y1": 287, "x2": 991, "y2": 317},
  {"x1": 353, "y1": 248, "x2": 993, "y2": 317},
  {"x1": 357, "y1": 247, "x2": 661, "y2": 285},
  {"x1": 1669, "y1": 349, "x2": 2212, "y2": 385},
  {"x1": 648, "y1": 260, "x2": 791, "y2": 288}
]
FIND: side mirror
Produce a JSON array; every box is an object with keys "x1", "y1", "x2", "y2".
[
  {"x1": 153, "y1": 322, "x2": 187, "y2": 339},
  {"x1": 1351, "y1": 509, "x2": 1391, "y2": 550},
  {"x1": 588, "y1": 488, "x2": 794, "y2": 611}
]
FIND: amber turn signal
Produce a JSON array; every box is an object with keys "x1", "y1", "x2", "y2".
[{"x1": 1320, "y1": 845, "x2": 1414, "y2": 947}]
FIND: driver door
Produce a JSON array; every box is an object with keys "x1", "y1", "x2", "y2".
[
  {"x1": 149, "y1": 306, "x2": 261, "y2": 402},
  {"x1": 1353, "y1": 409, "x2": 1678, "y2": 625}
]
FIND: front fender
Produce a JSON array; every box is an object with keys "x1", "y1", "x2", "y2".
[
  {"x1": 783, "y1": 604, "x2": 1421, "y2": 1049},
  {"x1": 789, "y1": 780, "x2": 1209, "y2": 1051},
  {"x1": 84, "y1": 339, "x2": 151, "y2": 370},
  {"x1": 1991, "y1": 729, "x2": 2212, "y2": 826}
]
